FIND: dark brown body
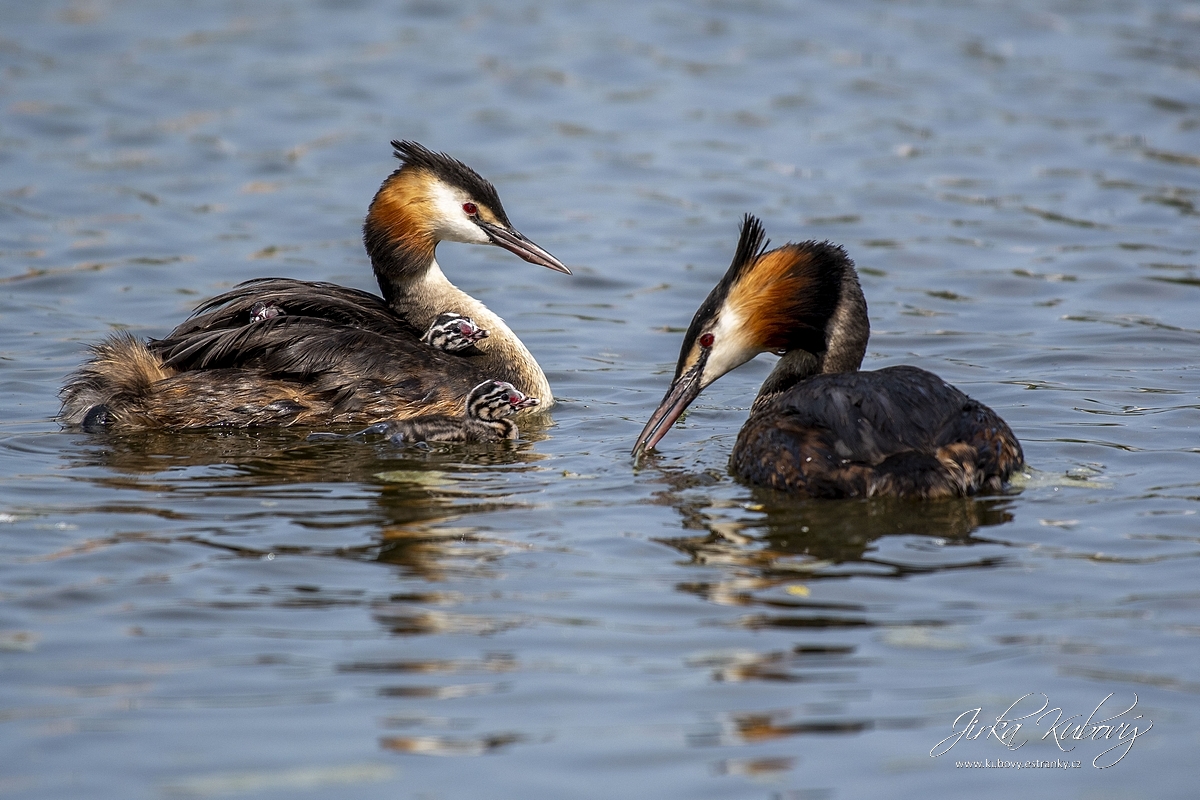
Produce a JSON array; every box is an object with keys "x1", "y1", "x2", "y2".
[
  {"x1": 60, "y1": 282, "x2": 495, "y2": 429},
  {"x1": 731, "y1": 366, "x2": 1023, "y2": 498}
]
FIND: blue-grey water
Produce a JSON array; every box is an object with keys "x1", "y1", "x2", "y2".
[{"x1": 2, "y1": 1, "x2": 1198, "y2": 797}]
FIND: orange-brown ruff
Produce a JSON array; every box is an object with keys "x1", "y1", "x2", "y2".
[
  {"x1": 632, "y1": 215, "x2": 1023, "y2": 499},
  {"x1": 59, "y1": 141, "x2": 570, "y2": 430}
]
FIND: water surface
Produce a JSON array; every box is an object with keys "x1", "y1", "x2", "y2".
[{"x1": 2, "y1": 1, "x2": 1198, "y2": 798}]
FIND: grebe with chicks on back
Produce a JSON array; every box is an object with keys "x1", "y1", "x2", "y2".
[
  {"x1": 632, "y1": 215, "x2": 1023, "y2": 499},
  {"x1": 59, "y1": 141, "x2": 569, "y2": 431}
]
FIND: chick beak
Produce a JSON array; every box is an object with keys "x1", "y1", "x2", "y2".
[
  {"x1": 477, "y1": 221, "x2": 571, "y2": 274},
  {"x1": 631, "y1": 360, "x2": 705, "y2": 461},
  {"x1": 461, "y1": 323, "x2": 488, "y2": 343},
  {"x1": 512, "y1": 392, "x2": 540, "y2": 411}
]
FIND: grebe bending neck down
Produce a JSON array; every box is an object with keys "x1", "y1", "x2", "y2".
[
  {"x1": 59, "y1": 141, "x2": 569, "y2": 431},
  {"x1": 632, "y1": 215, "x2": 1023, "y2": 499}
]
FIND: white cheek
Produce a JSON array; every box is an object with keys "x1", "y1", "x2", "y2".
[
  {"x1": 428, "y1": 183, "x2": 490, "y2": 244},
  {"x1": 701, "y1": 308, "x2": 759, "y2": 386}
]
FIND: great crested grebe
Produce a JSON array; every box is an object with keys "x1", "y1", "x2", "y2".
[
  {"x1": 59, "y1": 140, "x2": 569, "y2": 431},
  {"x1": 342, "y1": 379, "x2": 537, "y2": 444},
  {"x1": 632, "y1": 215, "x2": 1023, "y2": 499},
  {"x1": 420, "y1": 312, "x2": 488, "y2": 353}
]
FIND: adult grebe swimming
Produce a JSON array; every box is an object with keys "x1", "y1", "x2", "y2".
[
  {"x1": 59, "y1": 141, "x2": 569, "y2": 430},
  {"x1": 632, "y1": 215, "x2": 1023, "y2": 499}
]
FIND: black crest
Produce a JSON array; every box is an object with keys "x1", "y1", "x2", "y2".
[
  {"x1": 390, "y1": 140, "x2": 511, "y2": 226},
  {"x1": 674, "y1": 214, "x2": 771, "y2": 380}
]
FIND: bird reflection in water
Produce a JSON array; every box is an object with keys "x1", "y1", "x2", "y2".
[
  {"x1": 379, "y1": 731, "x2": 524, "y2": 757},
  {"x1": 59, "y1": 426, "x2": 549, "y2": 584},
  {"x1": 61, "y1": 421, "x2": 550, "y2": 480},
  {"x1": 689, "y1": 710, "x2": 872, "y2": 748},
  {"x1": 641, "y1": 462, "x2": 1016, "y2": 613}
]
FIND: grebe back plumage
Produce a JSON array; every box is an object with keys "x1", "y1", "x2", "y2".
[
  {"x1": 632, "y1": 215, "x2": 1023, "y2": 499},
  {"x1": 59, "y1": 141, "x2": 568, "y2": 430}
]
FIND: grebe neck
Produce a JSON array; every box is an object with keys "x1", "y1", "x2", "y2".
[{"x1": 396, "y1": 257, "x2": 552, "y2": 404}]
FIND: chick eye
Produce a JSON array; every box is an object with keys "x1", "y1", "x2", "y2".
[
  {"x1": 462, "y1": 202, "x2": 478, "y2": 216},
  {"x1": 699, "y1": 333, "x2": 715, "y2": 348},
  {"x1": 458, "y1": 323, "x2": 472, "y2": 336}
]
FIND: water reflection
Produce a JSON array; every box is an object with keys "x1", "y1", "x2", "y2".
[
  {"x1": 379, "y1": 731, "x2": 524, "y2": 757},
  {"x1": 55, "y1": 427, "x2": 551, "y2": 581},
  {"x1": 687, "y1": 644, "x2": 860, "y2": 684},
  {"x1": 642, "y1": 463, "x2": 1016, "y2": 621},
  {"x1": 62, "y1": 424, "x2": 550, "y2": 482},
  {"x1": 688, "y1": 709, "x2": 872, "y2": 747}
]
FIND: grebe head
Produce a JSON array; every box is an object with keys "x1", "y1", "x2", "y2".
[
  {"x1": 632, "y1": 214, "x2": 868, "y2": 458},
  {"x1": 467, "y1": 380, "x2": 540, "y2": 421},
  {"x1": 421, "y1": 312, "x2": 489, "y2": 352},
  {"x1": 364, "y1": 140, "x2": 570, "y2": 279}
]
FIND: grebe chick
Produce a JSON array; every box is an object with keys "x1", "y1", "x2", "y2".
[
  {"x1": 248, "y1": 301, "x2": 283, "y2": 323},
  {"x1": 421, "y1": 312, "x2": 488, "y2": 353},
  {"x1": 59, "y1": 141, "x2": 569, "y2": 431},
  {"x1": 632, "y1": 215, "x2": 1023, "y2": 499},
  {"x1": 365, "y1": 380, "x2": 538, "y2": 443}
]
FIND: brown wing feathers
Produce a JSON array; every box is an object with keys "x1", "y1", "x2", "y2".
[{"x1": 730, "y1": 366, "x2": 1023, "y2": 498}]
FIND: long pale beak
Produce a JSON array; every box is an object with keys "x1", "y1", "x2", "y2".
[
  {"x1": 631, "y1": 362, "x2": 704, "y2": 461},
  {"x1": 478, "y1": 221, "x2": 571, "y2": 274}
]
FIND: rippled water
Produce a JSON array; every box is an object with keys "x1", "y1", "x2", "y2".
[{"x1": 2, "y1": 1, "x2": 1198, "y2": 797}]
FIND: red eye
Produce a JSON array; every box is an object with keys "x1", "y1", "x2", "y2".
[
  {"x1": 699, "y1": 333, "x2": 715, "y2": 348},
  {"x1": 462, "y1": 202, "x2": 478, "y2": 216}
]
